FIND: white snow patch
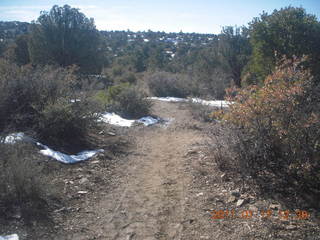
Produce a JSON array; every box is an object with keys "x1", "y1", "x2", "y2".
[
  {"x1": 148, "y1": 97, "x2": 232, "y2": 108},
  {"x1": 39, "y1": 144, "x2": 104, "y2": 164},
  {"x1": 99, "y1": 112, "x2": 135, "y2": 127},
  {"x1": 137, "y1": 116, "x2": 159, "y2": 126},
  {"x1": 0, "y1": 234, "x2": 19, "y2": 240},
  {"x1": 99, "y1": 112, "x2": 160, "y2": 127},
  {"x1": 190, "y1": 98, "x2": 232, "y2": 108},
  {"x1": 2, "y1": 133, "x2": 104, "y2": 164},
  {"x1": 3, "y1": 132, "x2": 36, "y2": 144},
  {"x1": 147, "y1": 97, "x2": 187, "y2": 102}
]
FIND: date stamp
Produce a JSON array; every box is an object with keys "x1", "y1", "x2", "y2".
[{"x1": 211, "y1": 209, "x2": 310, "y2": 220}]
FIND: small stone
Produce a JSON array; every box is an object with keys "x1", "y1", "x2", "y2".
[
  {"x1": 98, "y1": 130, "x2": 104, "y2": 135},
  {"x1": 236, "y1": 199, "x2": 246, "y2": 207},
  {"x1": 77, "y1": 191, "x2": 88, "y2": 194},
  {"x1": 54, "y1": 207, "x2": 67, "y2": 213},
  {"x1": 196, "y1": 192, "x2": 204, "y2": 197},
  {"x1": 79, "y1": 177, "x2": 89, "y2": 184},
  {"x1": 107, "y1": 132, "x2": 116, "y2": 136},
  {"x1": 286, "y1": 225, "x2": 297, "y2": 230},
  {"x1": 270, "y1": 204, "x2": 281, "y2": 210},
  {"x1": 221, "y1": 173, "x2": 229, "y2": 181},
  {"x1": 231, "y1": 189, "x2": 240, "y2": 198},
  {"x1": 227, "y1": 195, "x2": 237, "y2": 203}
]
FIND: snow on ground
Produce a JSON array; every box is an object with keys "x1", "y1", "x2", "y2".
[
  {"x1": 147, "y1": 97, "x2": 187, "y2": 102},
  {"x1": 99, "y1": 112, "x2": 160, "y2": 127},
  {"x1": 148, "y1": 97, "x2": 232, "y2": 108},
  {"x1": 190, "y1": 98, "x2": 232, "y2": 108},
  {"x1": 0, "y1": 234, "x2": 19, "y2": 240},
  {"x1": 99, "y1": 113, "x2": 136, "y2": 127},
  {"x1": 38, "y1": 143, "x2": 104, "y2": 164},
  {"x1": 2, "y1": 133, "x2": 103, "y2": 164}
]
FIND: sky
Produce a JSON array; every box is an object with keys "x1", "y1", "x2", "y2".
[{"x1": 0, "y1": 0, "x2": 319, "y2": 34}]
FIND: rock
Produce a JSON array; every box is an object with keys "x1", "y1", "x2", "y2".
[
  {"x1": 221, "y1": 173, "x2": 229, "y2": 181},
  {"x1": 196, "y1": 192, "x2": 204, "y2": 197},
  {"x1": 270, "y1": 203, "x2": 281, "y2": 210},
  {"x1": 12, "y1": 211, "x2": 21, "y2": 219},
  {"x1": 98, "y1": 130, "x2": 104, "y2": 135},
  {"x1": 107, "y1": 132, "x2": 116, "y2": 136},
  {"x1": 236, "y1": 199, "x2": 246, "y2": 207},
  {"x1": 79, "y1": 177, "x2": 89, "y2": 184},
  {"x1": 231, "y1": 189, "x2": 240, "y2": 198},
  {"x1": 227, "y1": 195, "x2": 237, "y2": 203},
  {"x1": 286, "y1": 225, "x2": 297, "y2": 230},
  {"x1": 77, "y1": 191, "x2": 88, "y2": 194}
]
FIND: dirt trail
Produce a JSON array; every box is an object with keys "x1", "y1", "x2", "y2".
[
  {"x1": 51, "y1": 101, "x2": 204, "y2": 240},
  {"x1": 90, "y1": 102, "x2": 203, "y2": 240},
  {"x1": 50, "y1": 100, "x2": 319, "y2": 240}
]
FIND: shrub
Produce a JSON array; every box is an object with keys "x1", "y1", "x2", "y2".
[
  {"x1": 146, "y1": 71, "x2": 195, "y2": 98},
  {"x1": 189, "y1": 103, "x2": 216, "y2": 122},
  {"x1": 37, "y1": 99, "x2": 99, "y2": 147},
  {"x1": 0, "y1": 60, "x2": 100, "y2": 146},
  {"x1": 218, "y1": 58, "x2": 320, "y2": 197},
  {"x1": 105, "y1": 84, "x2": 152, "y2": 119},
  {"x1": 0, "y1": 143, "x2": 47, "y2": 220},
  {"x1": 114, "y1": 87, "x2": 152, "y2": 119},
  {"x1": 118, "y1": 72, "x2": 137, "y2": 84}
]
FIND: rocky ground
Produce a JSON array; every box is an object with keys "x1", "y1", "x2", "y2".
[{"x1": 1, "y1": 100, "x2": 319, "y2": 239}]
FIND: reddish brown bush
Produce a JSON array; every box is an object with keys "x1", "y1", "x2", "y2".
[{"x1": 216, "y1": 57, "x2": 320, "y2": 199}]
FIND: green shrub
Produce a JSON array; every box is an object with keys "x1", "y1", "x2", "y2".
[
  {"x1": 0, "y1": 59, "x2": 100, "y2": 146},
  {"x1": 37, "y1": 99, "x2": 99, "y2": 146},
  {"x1": 105, "y1": 84, "x2": 152, "y2": 119},
  {"x1": 113, "y1": 87, "x2": 152, "y2": 119},
  {"x1": 146, "y1": 71, "x2": 194, "y2": 98}
]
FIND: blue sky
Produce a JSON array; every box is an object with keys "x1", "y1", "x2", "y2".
[{"x1": 0, "y1": 0, "x2": 319, "y2": 33}]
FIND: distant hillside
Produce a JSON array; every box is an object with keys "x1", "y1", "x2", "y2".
[
  {"x1": 0, "y1": 20, "x2": 216, "y2": 48},
  {"x1": 0, "y1": 21, "x2": 30, "y2": 42}
]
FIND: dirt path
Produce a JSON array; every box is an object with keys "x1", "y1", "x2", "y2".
[
  {"x1": 82, "y1": 101, "x2": 204, "y2": 240},
  {"x1": 47, "y1": 100, "x2": 319, "y2": 240}
]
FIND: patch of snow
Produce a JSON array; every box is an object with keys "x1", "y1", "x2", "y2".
[
  {"x1": 137, "y1": 116, "x2": 159, "y2": 126},
  {"x1": 148, "y1": 97, "x2": 187, "y2": 102},
  {"x1": 3, "y1": 132, "x2": 36, "y2": 144},
  {"x1": 191, "y1": 98, "x2": 232, "y2": 108},
  {"x1": 0, "y1": 234, "x2": 19, "y2": 240},
  {"x1": 2, "y1": 133, "x2": 104, "y2": 164},
  {"x1": 99, "y1": 112, "x2": 135, "y2": 127},
  {"x1": 99, "y1": 112, "x2": 160, "y2": 127},
  {"x1": 39, "y1": 145, "x2": 104, "y2": 164},
  {"x1": 148, "y1": 97, "x2": 232, "y2": 108}
]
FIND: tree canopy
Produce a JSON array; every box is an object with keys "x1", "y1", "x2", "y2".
[
  {"x1": 245, "y1": 6, "x2": 320, "y2": 85},
  {"x1": 29, "y1": 5, "x2": 106, "y2": 73}
]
